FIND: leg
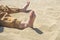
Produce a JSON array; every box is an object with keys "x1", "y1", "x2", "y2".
[
  {"x1": 0, "y1": 11, "x2": 36, "y2": 30},
  {"x1": 8, "y1": 11, "x2": 36, "y2": 29},
  {"x1": 19, "y1": 11, "x2": 36, "y2": 29},
  {"x1": 5, "y1": 1, "x2": 30, "y2": 13}
]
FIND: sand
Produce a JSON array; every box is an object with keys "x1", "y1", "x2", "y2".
[{"x1": 0, "y1": 0, "x2": 60, "y2": 40}]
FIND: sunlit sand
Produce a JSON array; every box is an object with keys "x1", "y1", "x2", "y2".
[{"x1": 0, "y1": 0, "x2": 60, "y2": 40}]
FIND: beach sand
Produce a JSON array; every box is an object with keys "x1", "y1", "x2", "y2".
[{"x1": 0, "y1": 0, "x2": 60, "y2": 40}]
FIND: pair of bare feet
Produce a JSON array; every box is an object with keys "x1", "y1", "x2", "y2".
[
  {"x1": 11, "y1": 2, "x2": 36, "y2": 29},
  {"x1": 0, "y1": 1, "x2": 36, "y2": 29},
  {"x1": 17, "y1": 1, "x2": 36, "y2": 29}
]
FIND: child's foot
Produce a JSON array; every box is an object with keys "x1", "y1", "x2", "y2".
[{"x1": 27, "y1": 11, "x2": 36, "y2": 28}]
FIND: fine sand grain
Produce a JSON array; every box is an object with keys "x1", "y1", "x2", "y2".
[{"x1": 0, "y1": 0, "x2": 60, "y2": 40}]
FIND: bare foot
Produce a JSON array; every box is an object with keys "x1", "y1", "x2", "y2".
[
  {"x1": 23, "y1": 1, "x2": 30, "y2": 10},
  {"x1": 27, "y1": 1, "x2": 30, "y2": 5},
  {"x1": 30, "y1": 11, "x2": 36, "y2": 19},
  {"x1": 27, "y1": 11, "x2": 36, "y2": 28}
]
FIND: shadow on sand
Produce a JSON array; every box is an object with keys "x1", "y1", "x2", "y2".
[
  {"x1": 31, "y1": 28, "x2": 43, "y2": 34},
  {"x1": 0, "y1": 26, "x2": 4, "y2": 33},
  {"x1": 0, "y1": 26, "x2": 43, "y2": 34}
]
